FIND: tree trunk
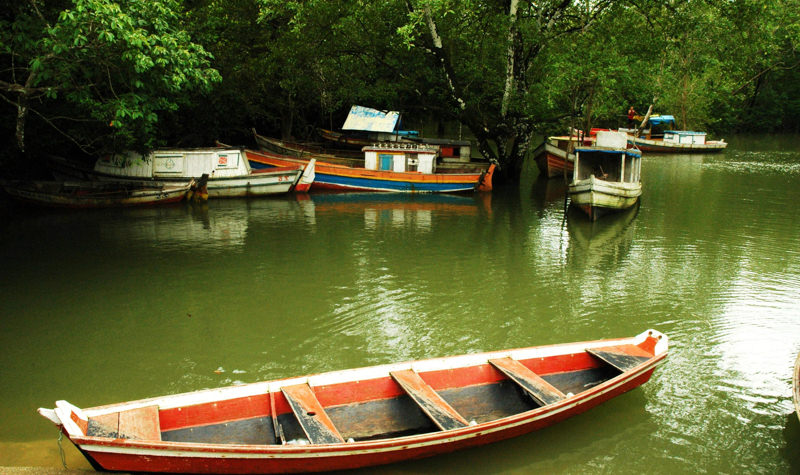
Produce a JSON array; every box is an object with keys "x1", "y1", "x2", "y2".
[
  {"x1": 16, "y1": 99, "x2": 28, "y2": 153},
  {"x1": 500, "y1": 0, "x2": 519, "y2": 118},
  {"x1": 13, "y1": 70, "x2": 39, "y2": 153}
]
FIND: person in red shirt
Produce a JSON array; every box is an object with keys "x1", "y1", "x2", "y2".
[{"x1": 627, "y1": 106, "x2": 637, "y2": 128}]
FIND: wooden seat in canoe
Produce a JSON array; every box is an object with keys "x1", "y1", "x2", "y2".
[
  {"x1": 87, "y1": 405, "x2": 161, "y2": 440},
  {"x1": 281, "y1": 383, "x2": 344, "y2": 445},
  {"x1": 390, "y1": 369, "x2": 469, "y2": 431},
  {"x1": 586, "y1": 344, "x2": 653, "y2": 373},
  {"x1": 488, "y1": 357, "x2": 566, "y2": 406}
]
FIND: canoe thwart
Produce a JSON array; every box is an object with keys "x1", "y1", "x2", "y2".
[
  {"x1": 390, "y1": 369, "x2": 468, "y2": 431},
  {"x1": 281, "y1": 383, "x2": 344, "y2": 445},
  {"x1": 586, "y1": 344, "x2": 652, "y2": 373},
  {"x1": 488, "y1": 357, "x2": 566, "y2": 406},
  {"x1": 87, "y1": 405, "x2": 161, "y2": 440}
]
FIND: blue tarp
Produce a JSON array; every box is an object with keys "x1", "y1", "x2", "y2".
[
  {"x1": 648, "y1": 115, "x2": 676, "y2": 127},
  {"x1": 576, "y1": 148, "x2": 641, "y2": 158}
]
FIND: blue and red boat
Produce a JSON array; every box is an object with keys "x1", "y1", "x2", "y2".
[{"x1": 245, "y1": 142, "x2": 494, "y2": 194}]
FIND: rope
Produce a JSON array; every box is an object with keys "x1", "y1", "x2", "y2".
[{"x1": 57, "y1": 430, "x2": 68, "y2": 469}]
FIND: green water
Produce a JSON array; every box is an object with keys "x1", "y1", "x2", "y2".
[{"x1": 1, "y1": 135, "x2": 799, "y2": 473}]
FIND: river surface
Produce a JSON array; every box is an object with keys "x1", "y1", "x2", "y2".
[{"x1": 1, "y1": 135, "x2": 799, "y2": 473}]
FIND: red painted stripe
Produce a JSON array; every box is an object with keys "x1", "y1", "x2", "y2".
[{"x1": 159, "y1": 394, "x2": 270, "y2": 431}]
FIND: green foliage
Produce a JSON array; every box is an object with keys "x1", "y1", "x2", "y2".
[
  {"x1": 3, "y1": 0, "x2": 799, "y2": 168},
  {"x1": 1, "y1": 0, "x2": 220, "y2": 153}
]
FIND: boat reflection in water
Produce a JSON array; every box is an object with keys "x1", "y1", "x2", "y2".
[
  {"x1": 566, "y1": 201, "x2": 640, "y2": 268},
  {"x1": 305, "y1": 192, "x2": 492, "y2": 228},
  {"x1": 530, "y1": 176, "x2": 568, "y2": 206},
  {"x1": 97, "y1": 201, "x2": 251, "y2": 250},
  {"x1": 72, "y1": 192, "x2": 490, "y2": 252}
]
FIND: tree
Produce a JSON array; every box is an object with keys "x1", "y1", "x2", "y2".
[
  {"x1": 0, "y1": 0, "x2": 220, "y2": 158},
  {"x1": 395, "y1": 1, "x2": 618, "y2": 178}
]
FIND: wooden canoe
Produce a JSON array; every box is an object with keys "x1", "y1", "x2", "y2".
[
  {"x1": 1, "y1": 179, "x2": 193, "y2": 208},
  {"x1": 39, "y1": 329, "x2": 667, "y2": 473}
]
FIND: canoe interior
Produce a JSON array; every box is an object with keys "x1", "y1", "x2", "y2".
[{"x1": 86, "y1": 351, "x2": 633, "y2": 446}]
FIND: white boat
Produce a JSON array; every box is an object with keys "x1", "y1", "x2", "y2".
[
  {"x1": 90, "y1": 148, "x2": 312, "y2": 198},
  {"x1": 568, "y1": 131, "x2": 642, "y2": 221},
  {"x1": 622, "y1": 115, "x2": 727, "y2": 153}
]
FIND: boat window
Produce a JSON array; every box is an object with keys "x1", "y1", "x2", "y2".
[
  {"x1": 379, "y1": 154, "x2": 394, "y2": 171},
  {"x1": 623, "y1": 156, "x2": 639, "y2": 182}
]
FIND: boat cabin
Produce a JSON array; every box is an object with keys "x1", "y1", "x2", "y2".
[
  {"x1": 363, "y1": 143, "x2": 439, "y2": 174},
  {"x1": 574, "y1": 148, "x2": 641, "y2": 184},
  {"x1": 639, "y1": 114, "x2": 676, "y2": 139},
  {"x1": 409, "y1": 137, "x2": 472, "y2": 162},
  {"x1": 663, "y1": 130, "x2": 707, "y2": 145},
  {"x1": 96, "y1": 148, "x2": 251, "y2": 179},
  {"x1": 574, "y1": 131, "x2": 641, "y2": 184},
  {"x1": 640, "y1": 115, "x2": 709, "y2": 144}
]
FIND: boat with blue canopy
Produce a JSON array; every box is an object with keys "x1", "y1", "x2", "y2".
[
  {"x1": 568, "y1": 131, "x2": 642, "y2": 221},
  {"x1": 621, "y1": 114, "x2": 727, "y2": 153}
]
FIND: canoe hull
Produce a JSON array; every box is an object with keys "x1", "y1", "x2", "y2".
[
  {"x1": 66, "y1": 367, "x2": 657, "y2": 473},
  {"x1": 1, "y1": 181, "x2": 191, "y2": 208},
  {"x1": 43, "y1": 330, "x2": 667, "y2": 473}
]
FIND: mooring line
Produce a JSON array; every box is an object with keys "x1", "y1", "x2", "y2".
[{"x1": 57, "y1": 430, "x2": 68, "y2": 469}]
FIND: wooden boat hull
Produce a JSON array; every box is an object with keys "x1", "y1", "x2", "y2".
[
  {"x1": 49, "y1": 153, "x2": 307, "y2": 197},
  {"x1": 39, "y1": 330, "x2": 667, "y2": 473},
  {"x1": 628, "y1": 137, "x2": 727, "y2": 153},
  {"x1": 533, "y1": 142, "x2": 575, "y2": 179},
  {"x1": 246, "y1": 149, "x2": 494, "y2": 193},
  {"x1": 254, "y1": 132, "x2": 363, "y2": 160},
  {"x1": 1, "y1": 180, "x2": 192, "y2": 208},
  {"x1": 96, "y1": 166, "x2": 304, "y2": 198},
  {"x1": 568, "y1": 176, "x2": 642, "y2": 221}
]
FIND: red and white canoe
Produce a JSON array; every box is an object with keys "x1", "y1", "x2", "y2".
[{"x1": 39, "y1": 329, "x2": 668, "y2": 473}]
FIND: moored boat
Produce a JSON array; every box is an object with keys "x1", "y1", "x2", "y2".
[
  {"x1": 533, "y1": 138, "x2": 575, "y2": 179},
  {"x1": 568, "y1": 130, "x2": 643, "y2": 221},
  {"x1": 89, "y1": 148, "x2": 310, "y2": 198},
  {"x1": 247, "y1": 143, "x2": 494, "y2": 193},
  {"x1": 39, "y1": 329, "x2": 668, "y2": 473},
  {"x1": 533, "y1": 132, "x2": 595, "y2": 179},
  {"x1": 1, "y1": 179, "x2": 193, "y2": 208},
  {"x1": 256, "y1": 130, "x2": 476, "y2": 169},
  {"x1": 622, "y1": 115, "x2": 727, "y2": 153},
  {"x1": 254, "y1": 132, "x2": 362, "y2": 160}
]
